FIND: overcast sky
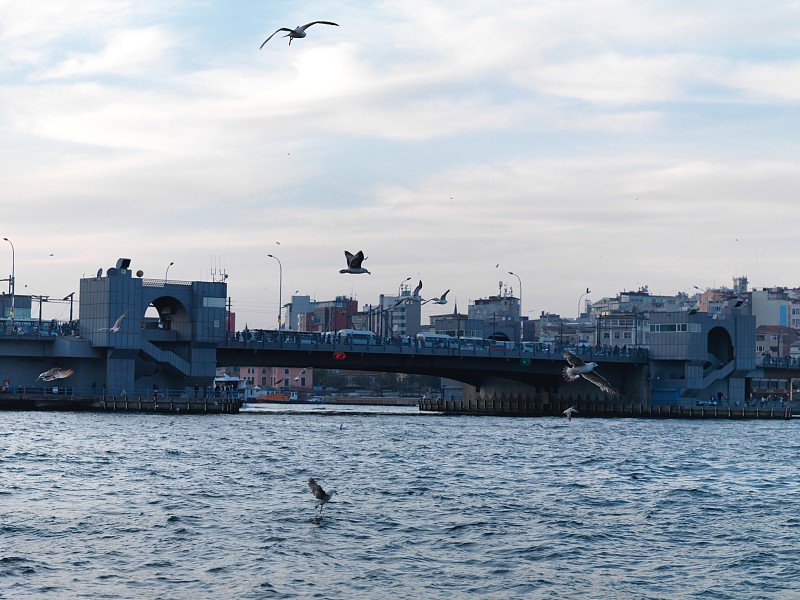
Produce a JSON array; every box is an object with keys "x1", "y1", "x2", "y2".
[{"x1": 2, "y1": 1, "x2": 799, "y2": 327}]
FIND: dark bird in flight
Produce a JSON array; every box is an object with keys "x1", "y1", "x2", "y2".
[
  {"x1": 308, "y1": 478, "x2": 336, "y2": 511},
  {"x1": 562, "y1": 350, "x2": 619, "y2": 396},
  {"x1": 261, "y1": 21, "x2": 339, "y2": 48},
  {"x1": 340, "y1": 250, "x2": 370, "y2": 274}
]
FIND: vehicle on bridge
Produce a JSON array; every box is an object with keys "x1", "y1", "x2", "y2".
[
  {"x1": 325, "y1": 329, "x2": 378, "y2": 345},
  {"x1": 416, "y1": 332, "x2": 456, "y2": 349}
]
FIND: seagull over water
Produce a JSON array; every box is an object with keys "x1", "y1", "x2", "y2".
[
  {"x1": 340, "y1": 250, "x2": 370, "y2": 274},
  {"x1": 98, "y1": 308, "x2": 129, "y2": 333},
  {"x1": 562, "y1": 350, "x2": 619, "y2": 396},
  {"x1": 563, "y1": 406, "x2": 578, "y2": 420},
  {"x1": 308, "y1": 478, "x2": 335, "y2": 511},
  {"x1": 260, "y1": 21, "x2": 339, "y2": 48}
]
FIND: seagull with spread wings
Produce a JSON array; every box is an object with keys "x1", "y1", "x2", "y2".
[
  {"x1": 423, "y1": 289, "x2": 450, "y2": 305},
  {"x1": 261, "y1": 21, "x2": 339, "y2": 48},
  {"x1": 562, "y1": 350, "x2": 619, "y2": 396},
  {"x1": 563, "y1": 406, "x2": 578, "y2": 420},
  {"x1": 308, "y1": 478, "x2": 336, "y2": 511},
  {"x1": 99, "y1": 309, "x2": 129, "y2": 333},
  {"x1": 36, "y1": 367, "x2": 74, "y2": 382},
  {"x1": 340, "y1": 250, "x2": 370, "y2": 274}
]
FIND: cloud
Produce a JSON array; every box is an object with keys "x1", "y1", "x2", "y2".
[
  {"x1": 1, "y1": 1, "x2": 800, "y2": 325},
  {"x1": 37, "y1": 27, "x2": 178, "y2": 80}
]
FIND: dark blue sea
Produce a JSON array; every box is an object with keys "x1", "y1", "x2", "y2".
[{"x1": 2, "y1": 406, "x2": 799, "y2": 599}]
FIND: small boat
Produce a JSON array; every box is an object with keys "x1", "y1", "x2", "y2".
[{"x1": 251, "y1": 390, "x2": 299, "y2": 403}]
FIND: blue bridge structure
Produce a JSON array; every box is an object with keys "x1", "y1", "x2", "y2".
[
  {"x1": 217, "y1": 331, "x2": 651, "y2": 413},
  {"x1": 0, "y1": 258, "x2": 797, "y2": 417}
]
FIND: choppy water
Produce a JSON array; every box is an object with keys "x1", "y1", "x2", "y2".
[{"x1": 1, "y1": 408, "x2": 799, "y2": 599}]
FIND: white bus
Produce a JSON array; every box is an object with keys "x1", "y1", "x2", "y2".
[
  {"x1": 332, "y1": 329, "x2": 378, "y2": 345},
  {"x1": 416, "y1": 332, "x2": 456, "y2": 349}
]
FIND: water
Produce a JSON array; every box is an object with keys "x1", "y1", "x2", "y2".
[{"x1": 2, "y1": 410, "x2": 799, "y2": 599}]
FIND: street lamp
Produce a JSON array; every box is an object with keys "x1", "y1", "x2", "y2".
[
  {"x1": 62, "y1": 292, "x2": 75, "y2": 322},
  {"x1": 397, "y1": 276, "x2": 411, "y2": 298},
  {"x1": 577, "y1": 287, "x2": 591, "y2": 317},
  {"x1": 3, "y1": 238, "x2": 14, "y2": 325},
  {"x1": 164, "y1": 261, "x2": 174, "y2": 282},
  {"x1": 508, "y1": 271, "x2": 522, "y2": 344},
  {"x1": 267, "y1": 253, "x2": 283, "y2": 330}
]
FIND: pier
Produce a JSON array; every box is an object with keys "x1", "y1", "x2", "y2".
[
  {"x1": 0, "y1": 390, "x2": 242, "y2": 414},
  {"x1": 419, "y1": 396, "x2": 794, "y2": 420}
]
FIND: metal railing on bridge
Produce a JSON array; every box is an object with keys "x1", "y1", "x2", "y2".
[
  {"x1": 757, "y1": 355, "x2": 800, "y2": 369},
  {"x1": 225, "y1": 330, "x2": 649, "y2": 363}
]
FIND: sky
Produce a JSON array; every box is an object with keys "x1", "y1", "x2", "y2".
[{"x1": 2, "y1": 1, "x2": 800, "y2": 327}]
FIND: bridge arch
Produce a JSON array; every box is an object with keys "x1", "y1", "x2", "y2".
[
  {"x1": 147, "y1": 295, "x2": 191, "y2": 337},
  {"x1": 708, "y1": 326, "x2": 734, "y2": 365}
]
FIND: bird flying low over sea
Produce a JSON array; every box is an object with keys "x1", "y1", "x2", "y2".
[
  {"x1": 340, "y1": 251, "x2": 370, "y2": 274},
  {"x1": 424, "y1": 290, "x2": 450, "y2": 305},
  {"x1": 260, "y1": 21, "x2": 339, "y2": 48},
  {"x1": 36, "y1": 367, "x2": 74, "y2": 382},
  {"x1": 99, "y1": 309, "x2": 129, "y2": 333},
  {"x1": 562, "y1": 350, "x2": 619, "y2": 396},
  {"x1": 308, "y1": 478, "x2": 336, "y2": 511},
  {"x1": 563, "y1": 406, "x2": 578, "y2": 420}
]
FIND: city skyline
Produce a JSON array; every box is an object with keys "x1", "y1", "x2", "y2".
[{"x1": 2, "y1": 2, "x2": 799, "y2": 328}]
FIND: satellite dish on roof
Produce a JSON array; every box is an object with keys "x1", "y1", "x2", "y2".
[{"x1": 96, "y1": 268, "x2": 103, "y2": 280}]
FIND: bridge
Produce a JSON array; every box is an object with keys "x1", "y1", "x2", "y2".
[{"x1": 217, "y1": 331, "x2": 650, "y2": 402}]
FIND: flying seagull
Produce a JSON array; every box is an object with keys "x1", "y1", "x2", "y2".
[
  {"x1": 260, "y1": 21, "x2": 339, "y2": 48},
  {"x1": 340, "y1": 250, "x2": 370, "y2": 274},
  {"x1": 423, "y1": 289, "x2": 450, "y2": 305},
  {"x1": 99, "y1": 308, "x2": 129, "y2": 333},
  {"x1": 563, "y1": 406, "x2": 578, "y2": 420},
  {"x1": 562, "y1": 350, "x2": 619, "y2": 396},
  {"x1": 36, "y1": 367, "x2": 74, "y2": 382},
  {"x1": 308, "y1": 478, "x2": 335, "y2": 511}
]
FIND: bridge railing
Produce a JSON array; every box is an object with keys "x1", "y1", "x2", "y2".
[
  {"x1": 225, "y1": 330, "x2": 649, "y2": 363},
  {"x1": 757, "y1": 355, "x2": 800, "y2": 369}
]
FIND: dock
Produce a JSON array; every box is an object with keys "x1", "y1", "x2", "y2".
[
  {"x1": 0, "y1": 392, "x2": 242, "y2": 414},
  {"x1": 419, "y1": 397, "x2": 795, "y2": 420}
]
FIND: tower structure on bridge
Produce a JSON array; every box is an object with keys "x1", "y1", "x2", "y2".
[{"x1": 78, "y1": 258, "x2": 227, "y2": 395}]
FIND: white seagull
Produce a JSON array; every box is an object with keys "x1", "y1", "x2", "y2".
[
  {"x1": 99, "y1": 309, "x2": 129, "y2": 333},
  {"x1": 308, "y1": 478, "x2": 336, "y2": 511},
  {"x1": 36, "y1": 367, "x2": 74, "y2": 382},
  {"x1": 340, "y1": 250, "x2": 370, "y2": 274},
  {"x1": 562, "y1": 350, "x2": 619, "y2": 396},
  {"x1": 260, "y1": 21, "x2": 339, "y2": 48},
  {"x1": 405, "y1": 280, "x2": 423, "y2": 302},
  {"x1": 423, "y1": 289, "x2": 450, "y2": 305},
  {"x1": 563, "y1": 406, "x2": 578, "y2": 420}
]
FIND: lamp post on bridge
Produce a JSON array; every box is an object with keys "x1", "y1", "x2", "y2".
[
  {"x1": 164, "y1": 261, "x2": 174, "y2": 282},
  {"x1": 3, "y1": 237, "x2": 14, "y2": 327},
  {"x1": 577, "y1": 287, "x2": 591, "y2": 318},
  {"x1": 508, "y1": 271, "x2": 522, "y2": 344},
  {"x1": 267, "y1": 253, "x2": 283, "y2": 330},
  {"x1": 62, "y1": 292, "x2": 75, "y2": 322},
  {"x1": 397, "y1": 276, "x2": 411, "y2": 298}
]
